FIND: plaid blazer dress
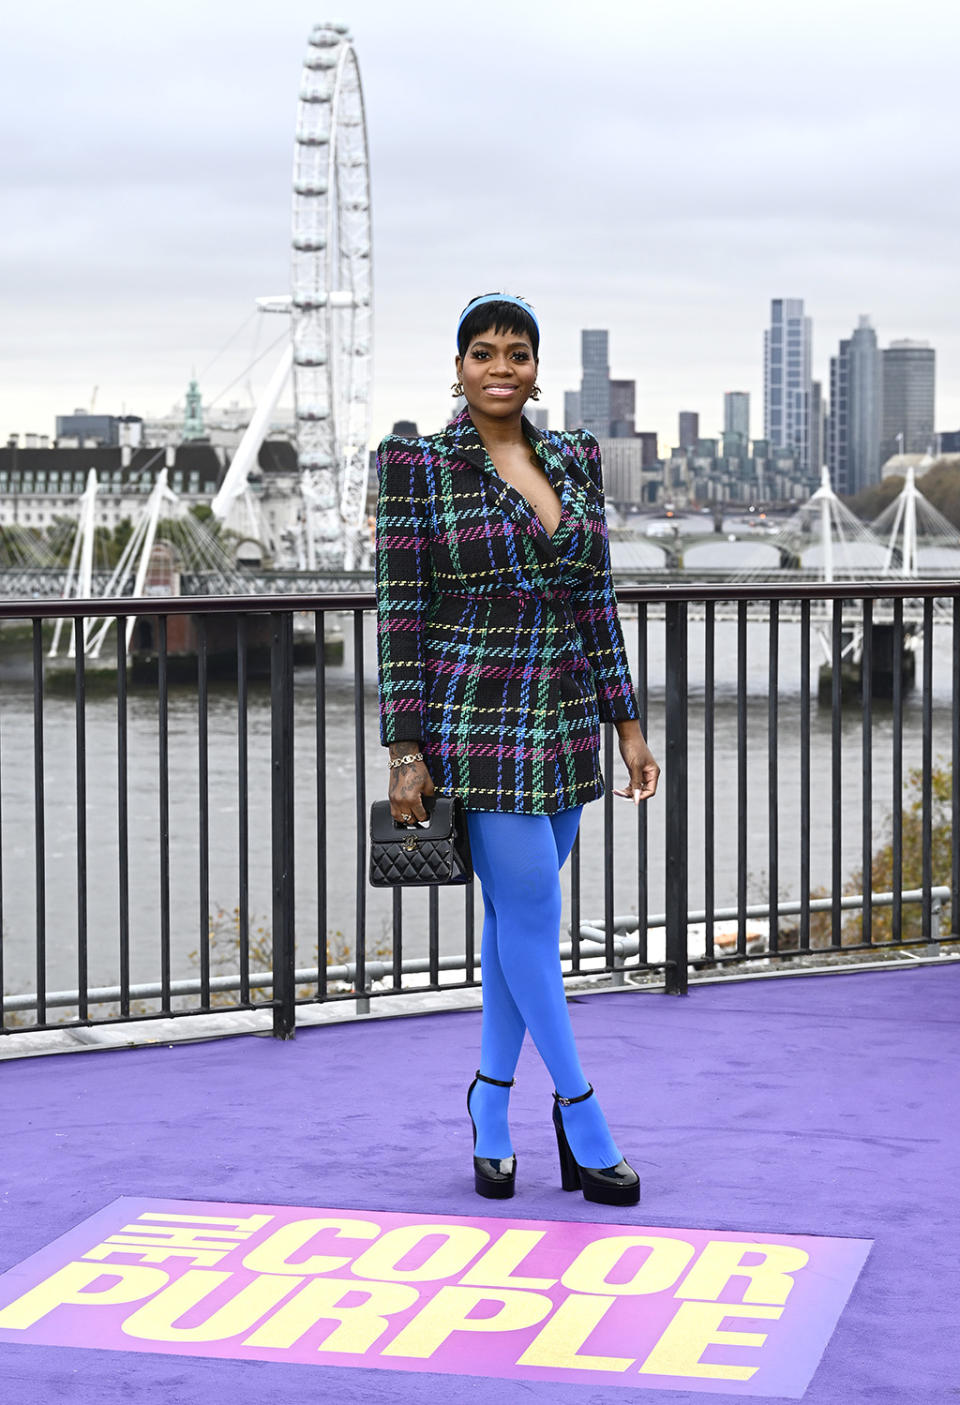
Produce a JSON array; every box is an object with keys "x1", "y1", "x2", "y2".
[{"x1": 375, "y1": 406, "x2": 641, "y2": 814}]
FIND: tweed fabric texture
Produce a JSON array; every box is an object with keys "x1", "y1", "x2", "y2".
[{"x1": 375, "y1": 406, "x2": 641, "y2": 814}]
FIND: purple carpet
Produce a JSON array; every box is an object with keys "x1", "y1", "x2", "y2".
[{"x1": 0, "y1": 966, "x2": 956, "y2": 1403}]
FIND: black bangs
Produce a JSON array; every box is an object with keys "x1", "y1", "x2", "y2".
[{"x1": 456, "y1": 295, "x2": 540, "y2": 359}]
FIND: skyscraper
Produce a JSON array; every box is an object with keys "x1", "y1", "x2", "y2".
[
  {"x1": 764, "y1": 298, "x2": 813, "y2": 473},
  {"x1": 809, "y1": 380, "x2": 825, "y2": 475},
  {"x1": 609, "y1": 379, "x2": 636, "y2": 438},
  {"x1": 847, "y1": 316, "x2": 883, "y2": 492},
  {"x1": 678, "y1": 412, "x2": 699, "y2": 451},
  {"x1": 827, "y1": 318, "x2": 884, "y2": 495},
  {"x1": 828, "y1": 340, "x2": 851, "y2": 493},
  {"x1": 579, "y1": 331, "x2": 611, "y2": 440},
  {"x1": 636, "y1": 432, "x2": 659, "y2": 468},
  {"x1": 563, "y1": 390, "x2": 582, "y2": 432},
  {"x1": 882, "y1": 340, "x2": 936, "y2": 459},
  {"x1": 723, "y1": 392, "x2": 750, "y2": 444}
]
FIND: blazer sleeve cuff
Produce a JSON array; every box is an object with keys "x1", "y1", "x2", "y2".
[
  {"x1": 596, "y1": 680, "x2": 641, "y2": 723},
  {"x1": 379, "y1": 706, "x2": 427, "y2": 747}
]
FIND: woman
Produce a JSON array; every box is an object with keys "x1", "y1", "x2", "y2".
[{"x1": 375, "y1": 293, "x2": 659, "y2": 1207}]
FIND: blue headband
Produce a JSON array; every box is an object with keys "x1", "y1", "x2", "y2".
[{"x1": 456, "y1": 294, "x2": 539, "y2": 343}]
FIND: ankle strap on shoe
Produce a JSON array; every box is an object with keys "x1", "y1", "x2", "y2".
[
  {"x1": 554, "y1": 1084, "x2": 594, "y2": 1107},
  {"x1": 475, "y1": 1071, "x2": 515, "y2": 1088}
]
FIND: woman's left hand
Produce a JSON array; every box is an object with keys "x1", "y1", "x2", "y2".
[{"x1": 612, "y1": 724, "x2": 660, "y2": 806}]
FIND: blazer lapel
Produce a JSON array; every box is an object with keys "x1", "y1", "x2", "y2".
[
  {"x1": 442, "y1": 406, "x2": 490, "y2": 476},
  {"x1": 442, "y1": 409, "x2": 572, "y2": 563},
  {"x1": 523, "y1": 417, "x2": 581, "y2": 503}
]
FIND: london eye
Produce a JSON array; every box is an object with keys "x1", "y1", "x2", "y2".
[
  {"x1": 213, "y1": 21, "x2": 374, "y2": 571},
  {"x1": 292, "y1": 21, "x2": 373, "y2": 570}
]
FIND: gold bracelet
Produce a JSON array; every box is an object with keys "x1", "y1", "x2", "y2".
[{"x1": 388, "y1": 751, "x2": 424, "y2": 770}]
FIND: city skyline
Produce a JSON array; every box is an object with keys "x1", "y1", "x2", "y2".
[
  {"x1": 3, "y1": 1, "x2": 959, "y2": 448},
  {"x1": 14, "y1": 304, "x2": 949, "y2": 474}
]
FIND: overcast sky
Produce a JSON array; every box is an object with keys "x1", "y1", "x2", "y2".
[{"x1": 3, "y1": 0, "x2": 958, "y2": 452}]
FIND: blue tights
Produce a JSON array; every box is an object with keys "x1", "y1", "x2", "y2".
[{"x1": 465, "y1": 807, "x2": 622, "y2": 1170}]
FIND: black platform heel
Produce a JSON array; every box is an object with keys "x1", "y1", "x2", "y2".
[
  {"x1": 552, "y1": 1086, "x2": 640, "y2": 1207},
  {"x1": 468, "y1": 1071, "x2": 517, "y2": 1199}
]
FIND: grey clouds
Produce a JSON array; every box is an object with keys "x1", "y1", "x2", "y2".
[{"x1": 2, "y1": 0, "x2": 958, "y2": 448}]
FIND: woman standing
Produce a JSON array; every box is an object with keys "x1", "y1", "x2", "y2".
[{"x1": 375, "y1": 294, "x2": 659, "y2": 1206}]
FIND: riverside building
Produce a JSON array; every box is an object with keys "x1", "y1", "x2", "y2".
[
  {"x1": 0, "y1": 441, "x2": 225, "y2": 531},
  {"x1": 0, "y1": 438, "x2": 301, "y2": 546}
]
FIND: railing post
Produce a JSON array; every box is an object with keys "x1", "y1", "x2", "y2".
[
  {"x1": 927, "y1": 896, "x2": 942, "y2": 959},
  {"x1": 353, "y1": 609, "x2": 370, "y2": 1016},
  {"x1": 271, "y1": 611, "x2": 296, "y2": 1038},
  {"x1": 664, "y1": 600, "x2": 689, "y2": 995}
]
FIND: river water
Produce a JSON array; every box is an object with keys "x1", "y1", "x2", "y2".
[{"x1": 0, "y1": 610, "x2": 953, "y2": 998}]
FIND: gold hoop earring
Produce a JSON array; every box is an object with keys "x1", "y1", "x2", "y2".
[
  {"x1": 530, "y1": 384, "x2": 542, "y2": 401},
  {"x1": 451, "y1": 380, "x2": 464, "y2": 397}
]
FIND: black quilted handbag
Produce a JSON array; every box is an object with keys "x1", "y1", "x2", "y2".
[{"x1": 369, "y1": 794, "x2": 473, "y2": 888}]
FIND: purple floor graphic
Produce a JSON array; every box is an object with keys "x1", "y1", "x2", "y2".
[
  {"x1": 0, "y1": 1197, "x2": 870, "y2": 1397},
  {"x1": 1, "y1": 965, "x2": 957, "y2": 1403}
]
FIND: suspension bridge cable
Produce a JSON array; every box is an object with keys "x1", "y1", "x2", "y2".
[
  {"x1": 206, "y1": 328, "x2": 291, "y2": 411},
  {"x1": 197, "y1": 309, "x2": 260, "y2": 383}
]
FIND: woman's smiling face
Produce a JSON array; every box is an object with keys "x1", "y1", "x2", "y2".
[{"x1": 456, "y1": 326, "x2": 538, "y2": 420}]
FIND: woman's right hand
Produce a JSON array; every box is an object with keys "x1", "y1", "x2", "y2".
[{"x1": 388, "y1": 748, "x2": 436, "y2": 825}]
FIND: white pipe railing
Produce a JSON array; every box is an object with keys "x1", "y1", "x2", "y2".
[{"x1": 3, "y1": 888, "x2": 949, "y2": 1016}]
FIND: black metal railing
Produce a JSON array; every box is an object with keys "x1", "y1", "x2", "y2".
[{"x1": 0, "y1": 581, "x2": 955, "y2": 1039}]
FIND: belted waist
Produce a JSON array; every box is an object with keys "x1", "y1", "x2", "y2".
[{"x1": 435, "y1": 588, "x2": 574, "y2": 604}]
